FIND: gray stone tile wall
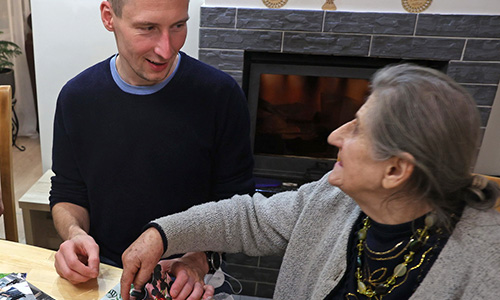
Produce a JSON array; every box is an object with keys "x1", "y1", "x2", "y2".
[
  {"x1": 283, "y1": 32, "x2": 370, "y2": 55},
  {"x1": 199, "y1": 7, "x2": 500, "y2": 128},
  {"x1": 415, "y1": 15, "x2": 500, "y2": 38},
  {"x1": 323, "y1": 12, "x2": 416, "y2": 34},
  {"x1": 370, "y1": 36, "x2": 465, "y2": 60},
  {"x1": 236, "y1": 9, "x2": 323, "y2": 31},
  {"x1": 199, "y1": 7, "x2": 500, "y2": 298},
  {"x1": 224, "y1": 253, "x2": 282, "y2": 298}
]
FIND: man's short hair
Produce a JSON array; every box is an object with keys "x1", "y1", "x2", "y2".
[{"x1": 108, "y1": 0, "x2": 126, "y2": 17}]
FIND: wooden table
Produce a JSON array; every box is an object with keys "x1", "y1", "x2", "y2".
[{"x1": 0, "y1": 239, "x2": 121, "y2": 299}]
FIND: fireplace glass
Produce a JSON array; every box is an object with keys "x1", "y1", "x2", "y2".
[{"x1": 243, "y1": 52, "x2": 447, "y2": 184}]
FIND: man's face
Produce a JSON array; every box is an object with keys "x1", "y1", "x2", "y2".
[{"x1": 102, "y1": 0, "x2": 189, "y2": 86}]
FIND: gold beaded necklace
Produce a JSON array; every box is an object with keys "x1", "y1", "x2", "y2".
[{"x1": 355, "y1": 214, "x2": 435, "y2": 297}]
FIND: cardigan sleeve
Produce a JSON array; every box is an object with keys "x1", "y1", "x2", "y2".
[
  {"x1": 152, "y1": 184, "x2": 317, "y2": 257},
  {"x1": 151, "y1": 175, "x2": 335, "y2": 258}
]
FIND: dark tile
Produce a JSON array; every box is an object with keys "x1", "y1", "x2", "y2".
[
  {"x1": 199, "y1": 29, "x2": 282, "y2": 51},
  {"x1": 478, "y1": 106, "x2": 492, "y2": 127},
  {"x1": 227, "y1": 279, "x2": 256, "y2": 296},
  {"x1": 463, "y1": 84, "x2": 498, "y2": 106},
  {"x1": 225, "y1": 264, "x2": 279, "y2": 284},
  {"x1": 464, "y1": 40, "x2": 500, "y2": 61},
  {"x1": 200, "y1": 7, "x2": 236, "y2": 28},
  {"x1": 371, "y1": 36, "x2": 465, "y2": 60},
  {"x1": 255, "y1": 282, "x2": 276, "y2": 298},
  {"x1": 416, "y1": 14, "x2": 500, "y2": 38},
  {"x1": 324, "y1": 11, "x2": 416, "y2": 35},
  {"x1": 447, "y1": 62, "x2": 500, "y2": 84},
  {"x1": 258, "y1": 255, "x2": 283, "y2": 269},
  {"x1": 225, "y1": 253, "x2": 259, "y2": 266},
  {"x1": 198, "y1": 50, "x2": 244, "y2": 70},
  {"x1": 283, "y1": 32, "x2": 370, "y2": 56},
  {"x1": 237, "y1": 8, "x2": 323, "y2": 32}
]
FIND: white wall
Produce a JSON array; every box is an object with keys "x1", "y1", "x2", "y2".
[
  {"x1": 475, "y1": 87, "x2": 500, "y2": 176},
  {"x1": 32, "y1": 0, "x2": 203, "y2": 172},
  {"x1": 33, "y1": 0, "x2": 500, "y2": 172}
]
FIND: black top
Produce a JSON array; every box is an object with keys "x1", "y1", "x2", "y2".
[
  {"x1": 325, "y1": 212, "x2": 451, "y2": 300},
  {"x1": 50, "y1": 52, "x2": 255, "y2": 266}
]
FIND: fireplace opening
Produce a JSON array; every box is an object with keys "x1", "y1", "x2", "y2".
[{"x1": 243, "y1": 52, "x2": 447, "y2": 186}]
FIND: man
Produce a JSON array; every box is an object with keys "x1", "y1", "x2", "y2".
[{"x1": 49, "y1": 0, "x2": 254, "y2": 298}]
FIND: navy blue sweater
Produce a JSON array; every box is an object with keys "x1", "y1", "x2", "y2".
[{"x1": 50, "y1": 52, "x2": 255, "y2": 266}]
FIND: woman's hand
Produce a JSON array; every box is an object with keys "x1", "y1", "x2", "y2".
[
  {"x1": 121, "y1": 228, "x2": 215, "y2": 300},
  {"x1": 121, "y1": 227, "x2": 165, "y2": 300},
  {"x1": 160, "y1": 252, "x2": 215, "y2": 300}
]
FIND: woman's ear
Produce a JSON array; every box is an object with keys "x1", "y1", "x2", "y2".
[
  {"x1": 100, "y1": 1, "x2": 114, "y2": 32},
  {"x1": 382, "y1": 153, "x2": 415, "y2": 189}
]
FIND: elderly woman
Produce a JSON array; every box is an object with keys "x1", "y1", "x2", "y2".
[{"x1": 120, "y1": 64, "x2": 500, "y2": 300}]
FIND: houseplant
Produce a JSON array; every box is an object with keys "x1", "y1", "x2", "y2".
[{"x1": 0, "y1": 30, "x2": 22, "y2": 95}]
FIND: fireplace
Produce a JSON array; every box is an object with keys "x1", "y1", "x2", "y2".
[
  {"x1": 198, "y1": 7, "x2": 500, "y2": 298},
  {"x1": 199, "y1": 8, "x2": 500, "y2": 135},
  {"x1": 242, "y1": 51, "x2": 448, "y2": 183}
]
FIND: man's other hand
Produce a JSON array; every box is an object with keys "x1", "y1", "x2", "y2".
[{"x1": 54, "y1": 233, "x2": 100, "y2": 284}]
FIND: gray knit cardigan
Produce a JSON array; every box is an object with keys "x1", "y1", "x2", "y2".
[{"x1": 153, "y1": 174, "x2": 500, "y2": 299}]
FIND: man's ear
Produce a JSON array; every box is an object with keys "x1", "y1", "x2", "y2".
[
  {"x1": 382, "y1": 153, "x2": 415, "y2": 189},
  {"x1": 100, "y1": 1, "x2": 114, "y2": 32}
]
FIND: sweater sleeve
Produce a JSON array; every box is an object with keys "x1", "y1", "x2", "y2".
[
  {"x1": 151, "y1": 177, "x2": 330, "y2": 258},
  {"x1": 210, "y1": 80, "x2": 255, "y2": 200},
  {"x1": 49, "y1": 87, "x2": 89, "y2": 210}
]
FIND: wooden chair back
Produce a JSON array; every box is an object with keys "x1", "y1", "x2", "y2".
[{"x1": 0, "y1": 85, "x2": 18, "y2": 241}]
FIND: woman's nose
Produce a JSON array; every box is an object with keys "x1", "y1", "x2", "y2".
[{"x1": 328, "y1": 121, "x2": 349, "y2": 147}]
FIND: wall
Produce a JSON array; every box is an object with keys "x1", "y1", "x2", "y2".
[
  {"x1": 31, "y1": 0, "x2": 203, "y2": 172},
  {"x1": 203, "y1": 0, "x2": 500, "y2": 176},
  {"x1": 205, "y1": 0, "x2": 500, "y2": 14},
  {"x1": 476, "y1": 88, "x2": 500, "y2": 175},
  {"x1": 0, "y1": 0, "x2": 37, "y2": 138}
]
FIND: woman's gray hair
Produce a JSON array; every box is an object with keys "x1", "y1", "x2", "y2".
[{"x1": 365, "y1": 63, "x2": 498, "y2": 229}]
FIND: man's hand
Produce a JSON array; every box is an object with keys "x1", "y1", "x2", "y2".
[
  {"x1": 54, "y1": 233, "x2": 100, "y2": 284},
  {"x1": 121, "y1": 227, "x2": 165, "y2": 300},
  {"x1": 160, "y1": 252, "x2": 215, "y2": 300}
]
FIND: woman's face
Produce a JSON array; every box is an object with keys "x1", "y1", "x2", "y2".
[{"x1": 327, "y1": 95, "x2": 389, "y2": 199}]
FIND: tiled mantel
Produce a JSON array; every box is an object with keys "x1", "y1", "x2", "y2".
[
  {"x1": 198, "y1": 7, "x2": 500, "y2": 298},
  {"x1": 199, "y1": 7, "x2": 500, "y2": 130}
]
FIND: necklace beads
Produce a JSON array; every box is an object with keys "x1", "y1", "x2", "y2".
[{"x1": 355, "y1": 214, "x2": 435, "y2": 297}]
